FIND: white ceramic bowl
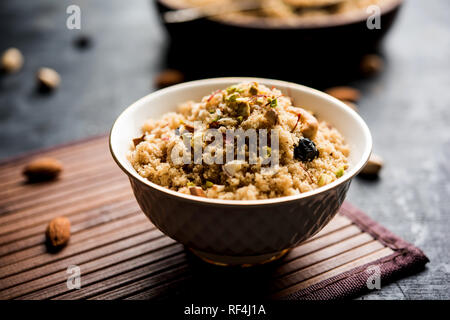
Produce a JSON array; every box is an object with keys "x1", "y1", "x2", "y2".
[{"x1": 110, "y1": 77, "x2": 372, "y2": 266}]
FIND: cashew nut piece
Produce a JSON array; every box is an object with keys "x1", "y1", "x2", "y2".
[{"x1": 288, "y1": 107, "x2": 318, "y2": 139}]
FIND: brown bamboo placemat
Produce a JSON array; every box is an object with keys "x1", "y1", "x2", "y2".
[{"x1": 0, "y1": 136, "x2": 428, "y2": 300}]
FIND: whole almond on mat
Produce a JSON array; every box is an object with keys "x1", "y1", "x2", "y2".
[
  {"x1": 23, "y1": 157, "x2": 63, "y2": 182},
  {"x1": 1, "y1": 47, "x2": 24, "y2": 73},
  {"x1": 360, "y1": 153, "x2": 384, "y2": 176},
  {"x1": 154, "y1": 69, "x2": 184, "y2": 89},
  {"x1": 37, "y1": 67, "x2": 61, "y2": 90},
  {"x1": 46, "y1": 217, "x2": 71, "y2": 247},
  {"x1": 325, "y1": 86, "x2": 361, "y2": 102}
]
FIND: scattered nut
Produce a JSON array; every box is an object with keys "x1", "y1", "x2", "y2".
[
  {"x1": 23, "y1": 157, "x2": 63, "y2": 182},
  {"x1": 46, "y1": 216, "x2": 71, "y2": 248},
  {"x1": 37, "y1": 67, "x2": 61, "y2": 90},
  {"x1": 1, "y1": 47, "x2": 24, "y2": 73},
  {"x1": 189, "y1": 186, "x2": 206, "y2": 197},
  {"x1": 325, "y1": 86, "x2": 361, "y2": 102},
  {"x1": 133, "y1": 134, "x2": 145, "y2": 147},
  {"x1": 360, "y1": 54, "x2": 383, "y2": 76},
  {"x1": 154, "y1": 69, "x2": 184, "y2": 89},
  {"x1": 264, "y1": 108, "x2": 279, "y2": 127},
  {"x1": 360, "y1": 153, "x2": 383, "y2": 176},
  {"x1": 341, "y1": 100, "x2": 359, "y2": 112}
]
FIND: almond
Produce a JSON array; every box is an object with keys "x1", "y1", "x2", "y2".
[
  {"x1": 325, "y1": 86, "x2": 361, "y2": 102},
  {"x1": 37, "y1": 67, "x2": 60, "y2": 90},
  {"x1": 360, "y1": 153, "x2": 384, "y2": 176},
  {"x1": 133, "y1": 134, "x2": 145, "y2": 147},
  {"x1": 46, "y1": 216, "x2": 71, "y2": 248},
  {"x1": 189, "y1": 186, "x2": 206, "y2": 197},
  {"x1": 264, "y1": 108, "x2": 279, "y2": 127},
  {"x1": 154, "y1": 69, "x2": 184, "y2": 89},
  {"x1": 1, "y1": 48, "x2": 24, "y2": 73},
  {"x1": 360, "y1": 54, "x2": 383, "y2": 76},
  {"x1": 23, "y1": 157, "x2": 63, "y2": 182}
]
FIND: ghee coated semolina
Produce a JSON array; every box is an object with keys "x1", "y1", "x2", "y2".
[{"x1": 128, "y1": 82, "x2": 349, "y2": 200}]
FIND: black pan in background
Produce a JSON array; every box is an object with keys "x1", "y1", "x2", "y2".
[{"x1": 156, "y1": 0, "x2": 403, "y2": 87}]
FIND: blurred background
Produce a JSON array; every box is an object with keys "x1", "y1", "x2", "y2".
[{"x1": 0, "y1": 0, "x2": 449, "y2": 299}]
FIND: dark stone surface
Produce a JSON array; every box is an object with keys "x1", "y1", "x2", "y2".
[{"x1": 0, "y1": 0, "x2": 448, "y2": 299}]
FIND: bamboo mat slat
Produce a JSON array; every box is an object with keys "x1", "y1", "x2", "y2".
[{"x1": 0, "y1": 136, "x2": 428, "y2": 300}]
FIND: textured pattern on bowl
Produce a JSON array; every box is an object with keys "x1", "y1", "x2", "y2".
[{"x1": 130, "y1": 177, "x2": 351, "y2": 257}]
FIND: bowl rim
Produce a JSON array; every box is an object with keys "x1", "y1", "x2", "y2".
[
  {"x1": 110, "y1": 77, "x2": 372, "y2": 207},
  {"x1": 157, "y1": 0, "x2": 403, "y2": 30}
]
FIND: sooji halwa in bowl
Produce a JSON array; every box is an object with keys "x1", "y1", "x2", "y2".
[
  {"x1": 110, "y1": 78, "x2": 372, "y2": 265},
  {"x1": 129, "y1": 82, "x2": 349, "y2": 200}
]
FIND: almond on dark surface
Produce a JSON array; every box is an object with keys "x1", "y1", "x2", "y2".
[
  {"x1": 325, "y1": 86, "x2": 361, "y2": 102},
  {"x1": 360, "y1": 153, "x2": 384, "y2": 176},
  {"x1": 23, "y1": 157, "x2": 63, "y2": 182},
  {"x1": 360, "y1": 54, "x2": 384, "y2": 76},
  {"x1": 46, "y1": 216, "x2": 71, "y2": 248},
  {"x1": 37, "y1": 67, "x2": 61, "y2": 91},
  {"x1": 1, "y1": 47, "x2": 24, "y2": 73},
  {"x1": 154, "y1": 69, "x2": 184, "y2": 89}
]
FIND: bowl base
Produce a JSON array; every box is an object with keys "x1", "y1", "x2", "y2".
[{"x1": 188, "y1": 248, "x2": 290, "y2": 267}]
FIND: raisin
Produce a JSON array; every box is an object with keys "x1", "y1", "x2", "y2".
[{"x1": 294, "y1": 138, "x2": 319, "y2": 162}]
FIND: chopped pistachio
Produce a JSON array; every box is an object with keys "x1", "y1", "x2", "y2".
[
  {"x1": 187, "y1": 181, "x2": 196, "y2": 187},
  {"x1": 226, "y1": 85, "x2": 244, "y2": 94},
  {"x1": 211, "y1": 115, "x2": 221, "y2": 122},
  {"x1": 226, "y1": 93, "x2": 239, "y2": 103},
  {"x1": 205, "y1": 181, "x2": 214, "y2": 188},
  {"x1": 335, "y1": 166, "x2": 345, "y2": 178},
  {"x1": 226, "y1": 85, "x2": 238, "y2": 94},
  {"x1": 237, "y1": 115, "x2": 243, "y2": 123},
  {"x1": 264, "y1": 146, "x2": 272, "y2": 158},
  {"x1": 318, "y1": 174, "x2": 328, "y2": 187},
  {"x1": 269, "y1": 97, "x2": 278, "y2": 108}
]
